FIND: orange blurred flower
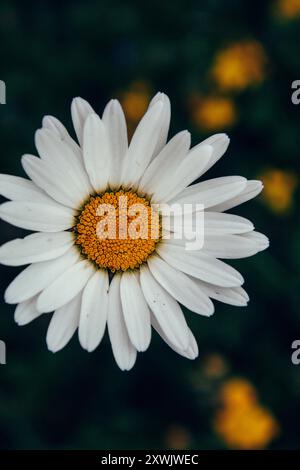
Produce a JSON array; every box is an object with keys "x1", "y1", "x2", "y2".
[
  {"x1": 211, "y1": 41, "x2": 267, "y2": 92},
  {"x1": 165, "y1": 425, "x2": 191, "y2": 450},
  {"x1": 277, "y1": 0, "x2": 300, "y2": 18},
  {"x1": 191, "y1": 95, "x2": 237, "y2": 131},
  {"x1": 215, "y1": 404, "x2": 279, "y2": 449},
  {"x1": 219, "y1": 378, "x2": 257, "y2": 409},
  {"x1": 260, "y1": 169, "x2": 298, "y2": 213},
  {"x1": 214, "y1": 378, "x2": 279, "y2": 449},
  {"x1": 120, "y1": 81, "x2": 151, "y2": 122}
]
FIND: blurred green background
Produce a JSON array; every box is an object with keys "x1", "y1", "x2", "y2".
[{"x1": 1, "y1": 0, "x2": 300, "y2": 450}]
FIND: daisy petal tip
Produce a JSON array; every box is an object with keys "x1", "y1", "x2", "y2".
[
  {"x1": 152, "y1": 100, "x2": 164, "y2": 113},
  {"x1": 253, "y1": 180, "x2": 264, "y2": 191},
  {"x1": 42, "y1": 115, "x2": 51, "y2": 127},
  {"x1": 261, "y1": 237, "x2": 270, "y2": 251},
  {"x1": 46, "y1": 335, "x2": 64, "y2": 354},
  {"x1": 207, "y1": 308, "x2": 215, "y2": 318},
  {"x1": 120, "y1": 364, "x2": 135, "y2": 372},
  {"x1": 15, "y1": 318, "x2": 27, "y2": 327},
  {"x1": 78, "y1": 334, "x2": 98, "y2": 353},
  {"x1": 117, "y1": 355, "x2": 137, "y2": 372},
  {"x1": 214, "y1": 132, "x2": 230, "y2": 142},
  {"x1": 46, "y1": 338, "x2": 57, "y2": 353},
  {"x1": 158, "y1": 92, "x2": 170, "y2": 103},
  {"x1": 183, "y1": 343, "x2": 199, "y2": 360},
  {"x1": 187, "y1": 351, "x2": 198, "y2": 360},
  {"x1": 150, "y1": 91, "x2": 163, "y2": 102},
  {"x1": 136, "y1": 342, "x2": 150, "y2": 353},
  {"x1": 4, "y1": 290, "x2": 15, "y2": 305},
  {"x1": 72, "y1": 96, "x2": 84, "y2": 106}
]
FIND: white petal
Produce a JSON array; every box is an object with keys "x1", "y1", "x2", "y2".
[
  {"x1": 140, "y1": 265, "x2": 189, "y2": 350},
  {"x1": 152, "y1": 145, "x2": 213, "y2": 203},
  {"x1": 203, "y1": 212, "x2": 254, "y2": 234},
  {"x1": 152, "y1": 316, "x2": 198, "y2": 360},
  {"x1": 0, "y1": 200, "x2": 75, "y2": 232},
  {"x1": 0, "y1": 173, "x2": 57, "y2": 204},
  {"x1": 71, "y1": 97, "x2": 95, "y2": 146},
  {"x1": 46, "y1": 293, "x2": 82, "y2": 352},
  {"x1": 22, "y1": 154, "x2": 85, "y2": 209},
  {"x1": 197, "y1": 281, "x2": 249, "y2": 306},
  {"x1": 184, "y1": 329, "x2": 199, "y2": 360},
  {"x1": 83, "y1": 113, "x2": 112, "y2": 193},
  {"x1": 163, "y1": 211, "x2": 254, "y2": 235},
  {"x1": 42, "y1": 115, "x2": 83, "y2": 163},
  {"x1": 201, "y1": 233, "x2": 258, "y2": 259},
  {"x1": 107, "y1": 273, "x2": 137, "y2": 371},
  {"x1": 78, "y1": 269, "x2": 109, "y2": 352},
  {"x1": 4, "y1": 248, "x2": 80, "y2": 304},
  {"x1": 157, "y1": 242, "x2": 244, "y2": 287},
  {"x1": 167, "y1": 176, "x2": 247, "y2": 213},
  {"x1": 102, "y1": 99, "x2": 128, "y2": 189},
  {"x1": 147, "y1": 255, "x2": 214, "y2": 316},
  {"x1": 240, "y1": 231, "x2": 269, "y2": 252},
  {"x1": 121, "y1": 100, "x2": 164, "y2": 188},
  {"x1": 37, "y1": 259, "x2": 95, "y2": 313},
  {"x1": 34, "y1": 129, "x2": 92, "y2": 197},
  {"x1": 14, "y1": 296, "x2": 42, "y2": 325},
  {"x1": 0, "y1": 231, "x2": 74, "y2": 266},
  {"x1": 120, "y1": 271, "x2": 151, "y2": 352},
  {"x1": 210, "y1": 180, "x2": 263, "y2": 212},
  {"x1": 42, "y1": 115, "x2": 70, "y2": 139},
  {"x1": 148, "y1": 92, "x2": 171, "y2": 158},
  {"x1": 194, "y1": 133, "x2": 230, "y2": 174},
  {"x1": 138, "y1": 131, "x2": 191, "y2": 196}
]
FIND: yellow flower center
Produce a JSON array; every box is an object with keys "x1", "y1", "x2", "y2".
[{"x1": 75, "y1": 190, "x2": 160, "y2": 272}]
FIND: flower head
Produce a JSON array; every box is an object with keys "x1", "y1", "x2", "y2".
[{"x1": 0, "y1": 93, "x2": 268, "y2": 370}]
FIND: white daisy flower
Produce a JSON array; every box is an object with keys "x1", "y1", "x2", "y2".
[{"x1": 0, "y1": 92, "x2": 268, "y2": 370}]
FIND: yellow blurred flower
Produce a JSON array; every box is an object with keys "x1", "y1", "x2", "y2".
[
  {"x1": 120, "y1": 81, "x2": 151, "y2": 123},
  {"x1": 214, "y1": 378, "x2": 279, "y2": 449},
  {"x1": 165, "y1": 425, "x2": 191, "y2": 450},
  {"x1": 260, "y1": 169, "x2": 298, "y2": 213},
  {"x1": 191, "y1": 96, "x2": 237, "y2": 131},
  {"x1": 215, "y1": 404, "x2": 279, "y2": 449},
  {"x1": 277, "y1": 0, "x2": 300, "y2": 18},
  {"x1": 219, "y1": 378, "x2": 257, "y2": 409},
  {"x1": 211, "y1": 41, "x2": 267, "y2": 91}
]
